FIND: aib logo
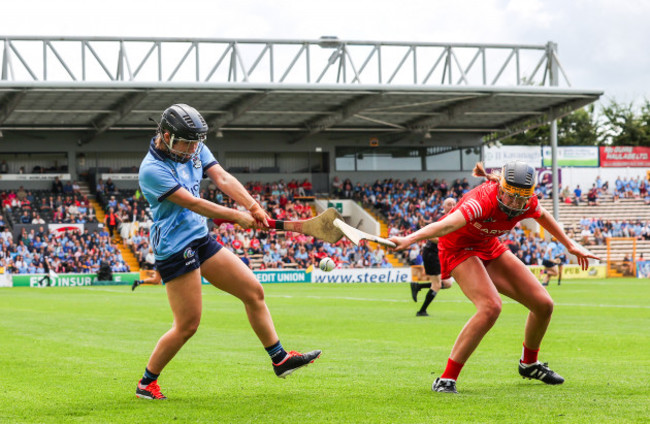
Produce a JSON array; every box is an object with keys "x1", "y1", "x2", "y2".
[{"x1": 183, "y1": 247, "x2": 196, "y2": 259}]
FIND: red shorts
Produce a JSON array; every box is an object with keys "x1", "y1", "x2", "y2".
[{"x1": 438, "y1": 238, "x2": 508, "y2": 279}]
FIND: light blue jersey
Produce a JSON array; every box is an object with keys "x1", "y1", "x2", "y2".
[
  {"x1": 139, "y1": 138, "x2": 218, "y2": 260},
  {"x1": 553, "y1": 242, "x2": 566, "y2": 259},
  {"x1": 543, "y1": 241, "x2": 558, "y2": 261}
]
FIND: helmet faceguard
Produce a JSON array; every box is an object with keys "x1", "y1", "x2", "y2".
[
  {"x1": 162, "y1": 132, "x2": 206, "y2": 163},
  {"x1": 496, "y1": 161, "x2": 536, "y2": 219},
  {"x1": 158, "y1": 104, "x2": 208, "y2": 163}
]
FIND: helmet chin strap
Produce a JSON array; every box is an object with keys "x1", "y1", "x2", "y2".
[
  {"x1": 166, "y1": 133, "x2": 176, "y2": 152},
  {"x1": 159, "y1": 133, "x2": 192, "y2": 163},
  {"x1": 158, "y1": 130, "x2": 204, "y2": 163},
  {"x1": 496, "y1": 188, "x2": 529, "y2": 219},
  {"x1": 497, "y1": 201, "x2": 525, "y2": 219}
]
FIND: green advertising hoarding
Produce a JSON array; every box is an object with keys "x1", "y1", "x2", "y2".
[
  {"x1": 12, "y1": 272, "x2": 140, "y2": 287},
  {"x1": 253, "y1": 270, "x2": 310, "y2": 283},
  {"x1": 201, "y1": 269, "x2": 310, "y2": 285},
  {"x1": 542, "y1": 146, "x2": 599, "y2": 167},
  {"x1": 327, "y1": 201, "x2": 343, "y2": 214}
]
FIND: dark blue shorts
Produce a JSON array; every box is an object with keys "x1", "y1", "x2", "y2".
[
  {"x1": 155, "y1": 235, "x2": 223, "y2": 283},
  {"x1": 542, "y1": 259, "x2": 557, "y2": 268}
]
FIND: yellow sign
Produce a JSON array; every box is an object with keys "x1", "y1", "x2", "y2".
[{"x1": 529, "y1": 264, "x2": 605, "y2": 279}]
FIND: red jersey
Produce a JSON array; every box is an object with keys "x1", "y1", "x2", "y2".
[
  {"x1": 437, "y1": 181, "x2": 541, "y2": 279},
  {"x1": 231, "y1": 239, "x2": 243, "y2": 251},
  {"x1": 439, "y1": 181, "x2": 541, "y2": 251}
]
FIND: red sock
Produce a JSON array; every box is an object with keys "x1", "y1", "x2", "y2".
[
  {"x1": 521, "y1": 342, "x2": 539, "y2": 364},
  {"x1": 440, "y1": 357, "x2": 464, "y2": 381}
]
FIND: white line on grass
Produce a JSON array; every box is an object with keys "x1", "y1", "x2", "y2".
[
  {"x1": 265, "y1": 294, "x2": 650, "y2": 309},
  {"x1": 80, "y1": 287, "x2": 132, "y2": 294},
  {"x1": 80, "y1": 287, "x2": 650, "y2": 309},
  {"x1": 553, "y1": 302, "x2": 650, "y2": 309}
]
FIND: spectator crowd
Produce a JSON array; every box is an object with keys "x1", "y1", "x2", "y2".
[
  {"x1": 0, "y1": 225, "x2": 130, "y2": 275},
  {"x1": 2, "y1": 171, "x2": 649, "y2": 275}
]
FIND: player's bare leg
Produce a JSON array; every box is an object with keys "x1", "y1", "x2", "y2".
[
  {"x1": 137, "y1": 269, "x2": 202, "y2": 399},
  {"x1": 201, "y1": 248, "x2": 278, "y2": 345},
  {"x1": 433, "y1": 257, "x2": 501, "y2": 393},
  {"x1": 487, "y1": 251, "x2": 564, "y2": 385},
  {"x1": 447, "y1": 257, "x2": 502, "y2": 363},
  {"x1": 147, "y1": 269, "x2": 203, "y2": 374},
  {"x1": 541, "y1": 266, "x2": 558, "y2": 286},
  {"x1": 201, "y1": 248, "x2": 321, "y2": 378}
]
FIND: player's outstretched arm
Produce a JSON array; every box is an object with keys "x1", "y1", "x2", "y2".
[
  {"x1": 390, "y1": 210, "x2": 466, "y2": 251},
  {"x1": 535, "y1": 207, "x2": 600, "y2": 270}
]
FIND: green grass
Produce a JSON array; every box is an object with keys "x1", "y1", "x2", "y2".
[{"x1": 0, "y1": 279, "x2": 648, "y2": 423}]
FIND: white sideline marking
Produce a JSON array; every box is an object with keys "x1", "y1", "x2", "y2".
[
  {"x1": 81, "y1": 287, "x2": 129, "y2": 294},
  {"x1": 554, "y1": 302, "x2": 650, "y2": 309},
  {"x1": 266, "y1": 294, "x2": 650, "y2": 309},
  {"x1": 79, "y1": 287, "x2": 650, "y2": 309}
]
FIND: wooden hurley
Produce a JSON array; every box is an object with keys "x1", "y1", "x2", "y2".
[
  {"x1": 333, "y1": 218, "x2": 396, "y2": 248},
  {"x1": 213, "y1": 207, "x2": 345, "y2": 244}
]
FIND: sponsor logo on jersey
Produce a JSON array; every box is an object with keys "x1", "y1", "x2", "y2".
[{"x1": 471, "y1": 221, "x2": 510, "y2": 236}]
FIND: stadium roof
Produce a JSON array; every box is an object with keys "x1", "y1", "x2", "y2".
[{"x1": 0, "y1": 37, "x2": 603, "y2": 145}]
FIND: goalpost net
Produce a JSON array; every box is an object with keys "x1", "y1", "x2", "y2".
[{"x1": 606, "y1": 237, "x2": 636, "y2": 278}]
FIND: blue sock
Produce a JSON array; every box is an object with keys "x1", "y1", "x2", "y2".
[
  {"x1": 265, "y1": 340, "x2": 288, "y2": 364},
  {"x1": 141, "y1": 367, "x2": 159, "y2": 385}
]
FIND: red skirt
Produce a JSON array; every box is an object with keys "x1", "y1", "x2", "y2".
[{"x1": 438, "y1": 237, "x2": 508, "y2": 279}]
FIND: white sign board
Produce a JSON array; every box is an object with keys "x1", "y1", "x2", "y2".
[
  {"x1": 311, "y1": 267, "x2": 412, "y2": 283},
  {"x1": 483, "y1": 146, "x2": 541, "y2": 168},
  {"x1": 0, "y1": 173, "x2": 71, "y2": 181},
  {"x1": 100, "y1": 173, "x2": 138, "y2": 180}
]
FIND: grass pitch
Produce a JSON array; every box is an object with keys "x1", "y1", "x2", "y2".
[{"x1": 0, "y1": 278, "x2": 648, "y2": 423}]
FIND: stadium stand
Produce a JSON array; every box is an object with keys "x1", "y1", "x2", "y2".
[
  {"x1": 0, "y1": 221, "x2": 130, "y2": 275},
  {"x1": 1, "y1": 167, "x2": 647, "y2": 277},
  {"x1": 539, "y1": 191, "x2": 650, "y2": 261}
]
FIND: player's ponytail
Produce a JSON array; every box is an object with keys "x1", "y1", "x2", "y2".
[{"x1": 472, "y1": 162, "x2": 500, "y2": 183}]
